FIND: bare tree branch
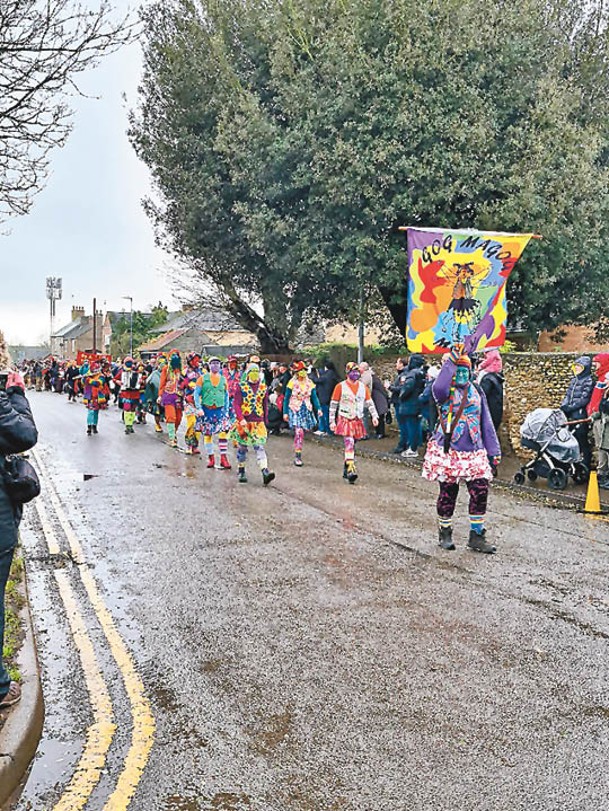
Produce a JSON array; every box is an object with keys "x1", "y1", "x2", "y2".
[{"x1": 0, "y1": 0, "x2": 135, "y2": 222}]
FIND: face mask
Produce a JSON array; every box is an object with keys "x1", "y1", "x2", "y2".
[
  {"x1": 210, "y1": 361, "x2": 221, "y2": 374},
  {"x1": 248, "y1": 371, "x2": 260, "y2": 383},
  {"x1": 125, "y1": 361, "x2": 133, "y2": 369},
  {"x1": 348, "y1": 370, "x2": 361, "y2": 382},
  {"x1": 229, "y1": 362, "x2": 237, "y2": 370},
  {"x1": 297, "y1": 370, "x2": 308, "y2": 380},
  {"x1": 170, "y1": 356, "x2": 181, "y2": 370},
  {"x1": 455, "y1": 367, "x2": 470, "y2": 387}
]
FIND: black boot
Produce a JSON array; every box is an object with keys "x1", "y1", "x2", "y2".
[
  {"x1": 92, "y1": 425, "x2": 98, "y2": 434},
  {"x1": 87, "y1": 425, "x2": 92, "y2": 436},
  {"x1": 262, "y1": 468, "x2": 275, "y2": 486},
  {"x1": 467, "y1": 529, "x2": 496, "y2": 554},
  {"x1": 438, "y1": 526, "x2": 455, "y2": 550},
  {"x1": 343, "y1": 462, "x2": 349, "y2": 480},
  {"x1": 238, "y1": 466, "x2": 248, "y2": 483},
  {"x1": 346, "y1": 461, "x2": 358, "y2": 484}
]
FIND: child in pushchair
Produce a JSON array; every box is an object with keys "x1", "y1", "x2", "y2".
[{"x1": 514, "y1": 408, "x2": 589, "y2": 490}]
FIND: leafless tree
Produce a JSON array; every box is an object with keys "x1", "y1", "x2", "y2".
[{"x1": 0, "y1": 0, "x2": 133, "y2": 222}]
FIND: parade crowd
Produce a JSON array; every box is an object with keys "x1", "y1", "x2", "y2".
[{"x1": 14, "y1": 348, "x2": 609, "y2": 556}]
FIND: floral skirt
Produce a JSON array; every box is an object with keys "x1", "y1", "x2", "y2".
[
  {"x1": 229, "y1": 420, "x2": 267, "y2": 447},
  {"x1": 422, "y1": 440, "x2": 492, "y2": 484},
  {"x1": 196, "y1": 406, "x2": 231, "y2": 434},
  {"x1": 288, "y1": 404, "x2": 317, "y2": 431},
  {"x1": 334, "y1": 417, "x2": 366, "y2": 439}
]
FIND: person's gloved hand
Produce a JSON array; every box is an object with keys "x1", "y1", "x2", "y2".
[{"x1": 489, "y1": 455, "x2": 501, "y2": 478}]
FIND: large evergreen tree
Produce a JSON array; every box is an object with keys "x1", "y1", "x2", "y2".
[{"x1": 130, "y1": 0, "x2": 609, "y2": 350}]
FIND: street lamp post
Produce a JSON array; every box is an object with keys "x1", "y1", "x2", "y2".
[
  {"x1": 46, "y1": 277, "x2": 62, "y2": 352},
  {"x1": 122, "y1": 296, "x2": 133, "y2": 356}
]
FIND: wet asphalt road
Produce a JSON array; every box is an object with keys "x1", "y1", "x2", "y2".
[{"x1": 12, "y1": 391, "x2": 609, "y2": 811}]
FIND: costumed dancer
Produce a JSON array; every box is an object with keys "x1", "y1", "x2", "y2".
[
  {"x1": 422, "y1": 348, "x2": 500, "y2": 554},
  {"x1": 159, "y1": 351, "x2": 184, "y2": 448},
  {"x1": 329, "y1": 362, "x2": 379, "y2": 484},
  {"x1": 282, "y1": 360, "x2": 322, "y2": 466},
  {"x1": 194, "y1": 357, "x2": 232, "y2": 469},
  {"x1": 82, "y1": 361, "x2": 109, "y2": 435},
  {"x1": 223, "y1": 355, "x2": 241, "y2": 423},
  {"x1": 229, "y1": 363, "x2": 275, "y2": 485},
  {"x1": 119, "y1": 357, "x2": 144, "y2": 435},
  {"x1": 136, "y1": 362, "x2": 149, "y2": 424},
  {"x1": 182, "y1": 352, "x2": 202, "y2": 454}
]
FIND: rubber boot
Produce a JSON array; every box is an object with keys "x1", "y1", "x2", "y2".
[
  {"x1": 343, "y1": 462, "x2": 349, "y2": 480},
  {"x1": 87, "y1": 425, "x2": 92, "y2": 436},
  {"x1": 92, "y1": 425, "x2": 98, "y2": 435},
  {"x1": 262, "y1": 468, "x2": 275, "y2": 486},
  {"x1": 238, "y1": 465, "x2": 248, "y2": 483},
  {"x1": 438, "y1": 526, "x2": 455, "y2": 550},
  {"x1": 207, "y1": 454, "x2": 216, "y2": 469},
  {"x1": 220, "y1": 454, "x2": 232, "y2": 470},
  {"x1": 467, "y1": 529, "x2": 496, "y2": 554},
  {"x1": 294, "y1": 451, "x2": 303, "y2": 467}
]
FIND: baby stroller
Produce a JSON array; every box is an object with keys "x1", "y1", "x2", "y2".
[{"x1": 514, "y1": 408, "x2": 588, "y2": 490}]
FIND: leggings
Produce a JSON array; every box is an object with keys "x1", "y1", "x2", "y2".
[
  {"x1": 294, "y1": 427, "x2": 305, "y2": 452},
  {"x1": 184, "y1": 413, "x2": 200, "y2": 449},
  {"x1": 236, "y1": 443, "x2": 268, "y2": 469},
  {"x1": 437, "y1": 478, "x2": 489, "y2": 518},
  {"x1": 203, "y1": 432, "x2": 228, "y2": 456},
  {"x1": 86, "y1": 410, "x2": 99, "y2": 426},
  {"x1": 165, "y1": 404, "x2": 183, "y2": 429},
  {"x1": 344, "y1": 436, "x2": 355, "y2": 462}
]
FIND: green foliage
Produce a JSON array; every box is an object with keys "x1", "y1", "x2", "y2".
[
  {"x1": 110, "y1": 302, "x2": 169, "y2": 357},
  {"x1": 130, "y1": 0, "x2": 609, "y2": 350},
  {"x1": 3, "y1": 553, "x2": 24, "y2": 683}
]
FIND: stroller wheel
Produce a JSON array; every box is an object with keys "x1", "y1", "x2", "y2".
[
  {"x1": 527, "y1": 470, "x2": 538, "y2": 482},
  {"x1": 514, "y1": 472, "x2": 525, "y2": 485},
  {"x1": 548, "y1": 468, "x2": 568, "y2": 490},
  {"x1": 572, "y1": 463, "x2": 589, "y2": 485}
]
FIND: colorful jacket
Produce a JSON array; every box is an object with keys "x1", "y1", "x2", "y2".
[
  {"x1": 233, "y1": 381, "x2": 268, "y2": 424},
  {"x1": 283, "y1": 377, "x2": 321, "y2": 416},
  {"x1": 195, "y1": 372, "x2": 229, "y2": 411},
  {"x1": 431, "y1": 358, "x2": 500, "y2": 456},
  {"x1": 330, "y1": 381, "x2": 378, "y2": 422}
]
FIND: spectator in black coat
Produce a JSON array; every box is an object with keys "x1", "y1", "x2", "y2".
[
  {"x1": 370, "y1": 373, "x2": 389, "y2": 438},
  {"x1": 561, "y1": 355, "x2": 594, "y2": 469},
  {"x1": 476, "y1": 349, "x2": 504, "y2": 432},
  {"x1": 311, "y1": 360, "x2": 340, "y2": 434},
  {"x1": 0, "y1": 336, "x2": 38, "y2": 709}
]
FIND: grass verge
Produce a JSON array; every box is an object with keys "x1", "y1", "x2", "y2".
[{"x1": 3, "y1": 550, "x2": 25, "y2": 684}]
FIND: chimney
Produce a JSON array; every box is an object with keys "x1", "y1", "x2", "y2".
[{"x1": 72, "y1": 306, "x2": 85, "y2": 322}]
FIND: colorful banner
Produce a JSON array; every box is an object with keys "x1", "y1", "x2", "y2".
[{"x1": 406, "y1": 228, "x2": 535, "y2": 354}]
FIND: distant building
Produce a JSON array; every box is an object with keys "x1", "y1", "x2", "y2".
[
  {"x1": 52, "y1": 306, "x2": 104, "y2": 360},
  {"x1": 9, "y1": 345, "x2": 49, "y2": 364},
  {"x1": 138, "y1": 305, "x2": 257, "y2": 359}
]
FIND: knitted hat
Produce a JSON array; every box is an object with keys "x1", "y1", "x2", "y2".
[
  {"x1": 345, "y1": 362, "x2": 359, "y2": 373},
  {"x1": 456, "y1": 355, "x2": 472, "y2": 369},
  {"x1": 292, "y1": 360, "x2": 306, "y2": 372}
]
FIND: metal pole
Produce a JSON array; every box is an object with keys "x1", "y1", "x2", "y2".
[
  {"x1": 130, "y1": 299, "x2": 133, "y2": 357},
  {"x1": 357, "y1": 286, "x2": 365, "y2": 364},
  {"x1": 93, "y1": 297, "x2": 97, "y2": 353}
]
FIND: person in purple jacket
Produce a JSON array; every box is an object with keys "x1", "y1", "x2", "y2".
[{"x1": 422, "y1": 347, "x2": 501, "y2": 554}]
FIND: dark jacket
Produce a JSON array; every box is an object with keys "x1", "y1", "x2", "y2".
[
  {"x1": 0, "y1": 387, "x2": 38, "y2": 553},
  {"x1": 561, "y1": 356, "x2": 594, "y2": 421},
  {"x1": 370, "y1": 375, "x2": 389, "y2": 417},
  {"x1": 479, "y1": 371, "x2": 504, "y2": 431},
  {"x1": 311, "y1": 367, "x2": 340, "y2": 405},
  {"x1": 394, "y1": 354, "x2": 426, "y2": 416},
  {"x1": 418, "y1": 378, "x2": 438, "y2": 432}
]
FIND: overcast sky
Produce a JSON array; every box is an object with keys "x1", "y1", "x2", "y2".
[{"x1": 0, "y1": 2, "x2": 177, "y2": 346}]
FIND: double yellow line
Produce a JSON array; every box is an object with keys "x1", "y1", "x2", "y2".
[{"x1": 32, "y1": 450, "x2": 155, "y2": 810}]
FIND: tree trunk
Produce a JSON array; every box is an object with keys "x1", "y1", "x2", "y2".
[{"x1": 378, "y1": 282, "x2": 407, "y2": 337}]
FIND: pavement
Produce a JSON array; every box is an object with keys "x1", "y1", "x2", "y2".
[{"x1": 5, "y1": 392, "x2": 609, "y2": 811}]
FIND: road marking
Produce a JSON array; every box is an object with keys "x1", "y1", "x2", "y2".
[
  {"x1": 33, "y1": 500, "x2": 116, "y2": 811},
  {"x1": 33, "y1": 449, "x2": 156, "y2": 810}
]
